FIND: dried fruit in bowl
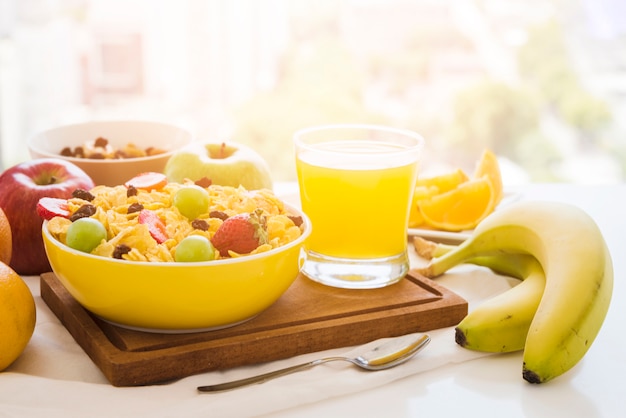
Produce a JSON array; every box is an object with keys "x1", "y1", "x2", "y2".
[{"x1": 38, "y1": 178, "x2": 303, "y2": 263}]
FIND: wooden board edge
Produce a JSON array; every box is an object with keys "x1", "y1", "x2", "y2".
[{"x1": 40, "y1": 272, "x2": 468, "y2": 387}]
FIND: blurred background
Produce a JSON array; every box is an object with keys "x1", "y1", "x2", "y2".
[{"x1": 0, "y1": 0, "x2": 624, "y2": 184}]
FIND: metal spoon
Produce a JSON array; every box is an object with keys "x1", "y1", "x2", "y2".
[{"x1": 197, "y1": 333, "x2": 430, "y2": 393}]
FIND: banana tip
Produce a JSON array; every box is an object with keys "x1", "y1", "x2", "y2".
[
  {"x1": 454, "y1": 327, "x2": 468, "y2": 347},
  {"x1": 522, "y1": 368, "x2": 544, "y2": 384}
]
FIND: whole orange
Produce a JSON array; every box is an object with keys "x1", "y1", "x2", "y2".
[
  {"x1": 0, "y1": 262, "x2": 36, "y2": 371},
  {"x1": 0, "y1": 208, "x2": 12, "y2": 266}
]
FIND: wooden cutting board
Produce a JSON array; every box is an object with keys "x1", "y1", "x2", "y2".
[{"x1": 40, "y1": 270, "x2": 467, "y2": 387}]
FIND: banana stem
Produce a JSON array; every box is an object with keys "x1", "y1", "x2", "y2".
[
  {"x1": 413, "y1": 236, "x2": 540, "y2": 280},
  {"x1": 412, "y1": 236, "x2": 455, "y2": 258}
]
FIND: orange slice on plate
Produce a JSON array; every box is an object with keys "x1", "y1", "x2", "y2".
[
  {"x1": 415, "y1": 168, "x2": 469, "y2": 194},
  {"x1": 408, "y1": 186, "x2": 438, "y2": 227},
  {"x1": 418, "y1": 177, "x2": 496, "y2": 232},
  {"x1": 409, "y1": 169, "x2": 470, "y2": 228},
  {"x1": 473, "y1": 149, "x2": 503, "y2": 205}
]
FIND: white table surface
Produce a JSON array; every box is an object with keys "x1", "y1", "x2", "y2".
[{"x1": 1, "y1": 183, "x2": 624, "y2": 418}]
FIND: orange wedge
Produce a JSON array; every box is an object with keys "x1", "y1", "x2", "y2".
[
  {"x1": 415, "y1": 168, "x2": 469, "y2": 194},
  {"x1": 473, "y1": 149, "x2": 503, "y2": 205},
  {"x1": 408, "y1": 186, "x2": 438, "y2": 227},
  {"x1": 418, "y1": 177, "x2": 496, "y2": 231}
]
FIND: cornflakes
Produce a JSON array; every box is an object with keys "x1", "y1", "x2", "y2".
[{"x1": 47, "y1": 182, "x2": 304, "y2": 262}]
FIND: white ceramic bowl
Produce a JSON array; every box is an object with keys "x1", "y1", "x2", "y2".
[{"x1": 28, "y1": 120, "x2": 193, "y2": 186}]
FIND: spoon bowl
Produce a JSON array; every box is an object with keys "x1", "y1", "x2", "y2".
[{"x1": 197, "y1": 333, "x2": 430, "y2": 392}]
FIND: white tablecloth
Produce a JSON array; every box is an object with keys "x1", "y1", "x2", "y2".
[{"x1": 1, "y1": 184, "x2": 624, "y2": 418}]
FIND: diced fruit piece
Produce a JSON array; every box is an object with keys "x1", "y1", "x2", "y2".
[
  {"x1": 174, "y1": 235, "x2": 216, "y2": 262},
  {"x1": 138, "y1": 209, "x2": 168, "y2": 244},
  {"x1": 124, "y1": 172, "x2": 168, "y2": 191},
  {"x1": 173, "y1": 185, "x2": 210, "y2": 220},
  {"x1": 194, "y1": 177, "x2": 212, "y2": 188},
  {"x1": 418, "y1": 177, "x2": 496, "y2": 232},
  {"x1": 37, "y1": 197, "x2": 70, "y2": 220},
  {"x1": 66, "y1": 217, "x2": 107, "y2": 253},
  {"x1": 211, "y1": 210, "x2": 268, "y2": 257}
]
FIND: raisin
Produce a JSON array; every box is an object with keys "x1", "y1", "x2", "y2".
[
  {"x1": 194, "y1": 177, "x2": 212, "y2": 188},
  {"x1": 127, "y1": 202, "x2": 144, "y2": 214},
  {"x1": 70, "y1": 204, "x2": 97, "y2": 221},
  {"x1": 288, "y1": 215, "x2": 304, "y2": 227},
  {"x1": 209, "y1": 210, "x2": 229, "y2": 220},
  {"x1": 146, "y1": 146, "x2": 166, "y2": 156},
  {"x1": 60, "y1": 139, "x2": 166, "y2": 160},
  {"x1": 112, "y1": 244, "x2": 131, "y2": 259},
  {"x1": 72, "y1": 188, "x2": 95, "y2": 202},
  {"x1": 94, "y1": 137, "x2": 109, "y2": 148},
  {"x1": 191, "y1": 219, "x2": 209, "y2": 231},
  {"x1": 126, "y1": 185, "x2": 138, "y2": 197}
]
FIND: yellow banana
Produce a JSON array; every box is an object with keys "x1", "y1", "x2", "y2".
[
  {"x1": 415, "y1": 201, "x2": 613, "y2": 383},
  {"x1": 454, "y1": 255, "x2": 544, "y2": 353},
  {"x1": 414, "y1": 237, "x2": 545, "y2": 353}
]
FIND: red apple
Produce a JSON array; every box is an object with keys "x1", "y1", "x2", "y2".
[{"x1": 0, "y1": 158, "x2": 95, "y2": 275}]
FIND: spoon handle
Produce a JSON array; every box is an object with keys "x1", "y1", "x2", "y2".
[{"x1": 197, "y1": 357, "x2": 345, "y2": 392}]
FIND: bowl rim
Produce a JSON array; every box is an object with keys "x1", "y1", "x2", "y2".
[
  {"x1": 27, "y1": 119, "x2": 194, "y2": 164},
  {"x1": 42, "y1": 202, "x2": 311, "y2": 267}
]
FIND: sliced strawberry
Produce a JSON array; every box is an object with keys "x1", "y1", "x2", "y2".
[
  {"x1": 124, "y1": 172, "x2": 168, "y2": 191},
  {"x1": 211, "y1": 210, "x2": 268, "y2": 257},
  {"x1": 138, "y1": 209, "x2": 168, "y2": 244},
  {"x1": 37, "y1": 197, "x2": 70, "y2": 220}
]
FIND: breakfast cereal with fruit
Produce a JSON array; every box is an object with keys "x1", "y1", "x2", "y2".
[{"x1": 46, "y1": 181, "x2": 304, "y2": 262}]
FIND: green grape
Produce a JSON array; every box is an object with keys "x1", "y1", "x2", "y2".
[
  {"x1": 175, "y1": 235, "x2": 216, "y2": 262},
  {"x1": 173, "y1": 185, "x2": 210, "y2": 220},
  {"x1": 66, "y1": 217, "x2": 107, "y2": 253}
]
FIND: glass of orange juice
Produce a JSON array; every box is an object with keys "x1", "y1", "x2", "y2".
[{"x1": 294, "y1": 124, "x2": 424, "y2": 289}]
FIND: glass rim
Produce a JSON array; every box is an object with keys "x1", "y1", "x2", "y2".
[{"x1": 293, "y1": 124, "x2": 424, "y2": 154}]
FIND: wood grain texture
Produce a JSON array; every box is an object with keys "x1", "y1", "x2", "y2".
[{"x1": 40, "y1": 270, "x2": 467, "y2": 386}]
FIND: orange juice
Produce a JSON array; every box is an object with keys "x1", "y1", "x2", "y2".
[
  {"x1": 296, "y1": 141, "x2": 419, "y2": 259},
  {"x1": 294, "y1": 125, "x2": 423, "y2": 289}
]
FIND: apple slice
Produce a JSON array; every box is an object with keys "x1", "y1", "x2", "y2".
[
  {"x1": 37, "y1": 197, "x2": 70, "y2": 220},
  {"x1": 138, "y1": 209, "x2": 169, "y2": 244},
  {"x1": 125, "y1": 172, "x2": 168, "y2": 191}
]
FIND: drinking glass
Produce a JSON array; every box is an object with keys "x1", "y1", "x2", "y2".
[{"x1": 294, "y1": 124, "x2": 424, "y2": 289}]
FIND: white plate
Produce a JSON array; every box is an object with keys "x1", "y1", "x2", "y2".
[{"x1": 407, "y1": 191, "x2": 522, "y2": 243}]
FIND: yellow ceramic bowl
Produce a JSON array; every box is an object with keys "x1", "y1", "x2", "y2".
[
  {"x1": 28, "y1": 120, "x2": 193, "y2": 187},
  {"x1": 41, "y1": 204, "x2": 310, "y2": 333}
]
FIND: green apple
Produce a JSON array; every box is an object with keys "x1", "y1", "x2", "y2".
[{"x1": 164, "y1": 141, "x2": 273, "y2": 190}]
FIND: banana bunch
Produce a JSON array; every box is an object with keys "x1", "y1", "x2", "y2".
[
  {"x1": 415, "y1": 239, "x2": 545, "y2": 353},
  {"x1": 414, "y1": 201, "x2": 613, "y2": 384}
]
